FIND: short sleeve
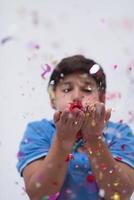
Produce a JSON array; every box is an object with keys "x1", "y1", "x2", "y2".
[
  {"x1": 16, "y1": 119, "x2": 55, "y2": 176},
  {"x1": 105, "y1": 122, "x2": 134, "y2": 168}
]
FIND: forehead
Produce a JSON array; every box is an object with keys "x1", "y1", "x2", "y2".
[{"x1": 58, "y1": 72, "x2": 97, "y2": 86}]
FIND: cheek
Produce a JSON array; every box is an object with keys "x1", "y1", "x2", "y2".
[{"x1": 55, "y1": 94, "x2": 71, "y2": 111}]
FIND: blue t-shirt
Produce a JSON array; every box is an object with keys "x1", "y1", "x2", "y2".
[{"x1": 17, "y1": 119, "x2": 134, "y2": 200}]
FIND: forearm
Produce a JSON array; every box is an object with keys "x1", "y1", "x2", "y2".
[
  {"x1": 28, "y1": 135, "x2": 72, "y2": 200},
  {"x1": 85, "y1": 136, "x2": 133, "y2": 200}
]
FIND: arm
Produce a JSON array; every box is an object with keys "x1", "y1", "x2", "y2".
[
  {"x1": 81, "y1": 102, "x2": 134, "y2": 200},
  {"x1": 23, "y1": 135, "x2": 71, "y2": 200},
  {"x1": 23, "y1": 109, "x2": 85, "y2": 200},
  {"x1": 85, "y1": 135, "x2": 134, "y2": 200}
]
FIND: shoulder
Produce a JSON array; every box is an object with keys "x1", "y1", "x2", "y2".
[
  {"x1": 23, "y1": 118, "x2": 56, "y2": 141},
  {"x1": 103, "y1": 120, "x2": 133, "y2": 140}
]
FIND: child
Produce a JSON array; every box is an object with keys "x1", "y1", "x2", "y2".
[{"x1": 17, "y1": 55, "x2": 134, "y2": 200}]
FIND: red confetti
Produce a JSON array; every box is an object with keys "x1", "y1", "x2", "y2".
[
  {"x1": 65, "y1": 154, "x2": 74, "y2": 162},
  {"x1": 115, "y1": 156, "x2": 122, "y2": 161},
  {"x1": 86, "y1": 174, "x2": 95, "y2": 183}
]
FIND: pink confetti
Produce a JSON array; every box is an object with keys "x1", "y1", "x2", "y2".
[
  {"x1": 27, "y1": 41, "x2": 40, "y2": 50},
  {"x1": 106, "y1": 92, "x2": 121, "y2": 101},
  {"x1": 128, "y1": 111, "x2": 134, "y2": 123},
  {"x1": 41, "y1": 64, "x2": 51, "y2": 79},
  {"x1": 17, "y1": 151, "x2": 25, "y2": 158},
  {"x1": 113, "y1": 64, "x2": 118, "y2": 69}
]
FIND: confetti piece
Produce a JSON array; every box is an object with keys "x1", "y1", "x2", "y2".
[
  {"x1": 35, "y1": 182, "x2": 41, "y2": 188},
  {"x1": 65, "y1": 154, "x2": 74, "y2": 162},
  {"x1": 28, "y1": 41, "x2": 40, "y2": 50},
  {"x1": 41, "y1": 196, "x2": 49, "y2": 200},
  {"x1": 112, "y1": 192, "x2": 120, "y2": 200},
  {"x1": 115, "y1": 156, "x2": 122, "y2": 161},
  {"x1": 118, "y1": 119, "x2": 123, "y2": 123},
  {"x1": 60, "y1": 73, "x2": 64, "y2": 77},
  {"x1": 106, "y1": 92, "x2": 121, "y2": 101},
  {"x1": 99, "y1": 189, "x2": 105, "y2": 198},
  {"x1": 113, "y1": 182, "x2": 119, "y2": 187},
  {"x1": 86, "y1": 174, "x2": 95, "y2": 183},
  {"x1": 41, "y1": 64, "x2": 51, "y2": 79},
  {"x1": 1, "y1": 36, "x2": 14, "y2": 44},
  {"x1": 49, "y1": 80, "x2": 55, "y2": 85},
  {"x1": 127, "y1": 131, "x2": 133, "y2": 137},
  {"x1": 113, "y1": 64, "x2": 118, "y2": 69},
  {"x1": 109, "y1": 169, "x2": 114, "y2": 174},
  {"x1": 121, "y1": 144, "x2": 126, "y2": 151},
  {"x1": 49, "y1": 192, "x2": 60, "y2": 200},
  {"x1": 66, "y1": 189, "x2": 72, "y2": 194},
  {"x1": 17, "y1": 151, "x2": 25, "y2": 159},
  {"x1": 89, "y1": 64, "x2": 100, "y2": 74}
]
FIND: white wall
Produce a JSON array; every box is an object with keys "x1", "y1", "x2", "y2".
[{"x1": 0, "y1": 0, "x2": 134, "y2": 199}]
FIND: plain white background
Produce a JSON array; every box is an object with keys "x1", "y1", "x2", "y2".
[{"x1": 0, "y1": 0, "x2": 134, "y2": 199}]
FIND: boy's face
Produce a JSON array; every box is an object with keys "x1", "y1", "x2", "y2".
[{"x1": 52, "y1": 72, "x2": 101, "y2": 111}]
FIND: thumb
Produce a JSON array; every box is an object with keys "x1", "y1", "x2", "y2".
[{"x1": 53, "y1": 111, "x2": 61, "y2": 123}]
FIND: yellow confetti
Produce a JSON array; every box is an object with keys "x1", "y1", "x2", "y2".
[{"x1": 113, "y1": 192, "x2": 120, "y2": 200}]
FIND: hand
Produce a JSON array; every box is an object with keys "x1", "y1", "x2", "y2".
[
  {"x1": 54, "y1": 108, "x2": 85, "y2": 148},
  {"x1": 81, "y1": 102, "x2": 111, "y2": 141}
]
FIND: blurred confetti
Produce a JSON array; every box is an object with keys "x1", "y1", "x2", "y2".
[
  {"x1": 1, "y1": 36, "x2": 14, "y2": 45},
  {"x1": 41, "y1": 64, "x2": 52, "y2": 79}
]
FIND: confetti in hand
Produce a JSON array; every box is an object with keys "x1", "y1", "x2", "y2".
[{"x1": 41, "y1": 64, "x2": 51, "y2": 79}]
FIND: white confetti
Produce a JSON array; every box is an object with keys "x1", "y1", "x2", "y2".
[{"x1": 89, "y1": 64, "x2": 100, "y2": 74}]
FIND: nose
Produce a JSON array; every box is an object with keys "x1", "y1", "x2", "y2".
[{"x1": 72, "y1": 88, "x2": 82, "y2": 103}]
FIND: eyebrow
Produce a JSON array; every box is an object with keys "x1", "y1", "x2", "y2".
[{"x1": 59, "y1": 80, "x2": 94, "y2": 87}]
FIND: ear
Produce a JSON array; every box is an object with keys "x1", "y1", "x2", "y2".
[{"x1": 50, "y1": 98, "x2": 57, "y2": 110}]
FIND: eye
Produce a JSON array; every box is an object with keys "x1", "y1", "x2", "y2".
[
  {"x1": 62, "y1": 88, "x2": 71, "y2": 93},
  {"x1": 83, "y1": 88, "x2": 93, "y2": 93}
]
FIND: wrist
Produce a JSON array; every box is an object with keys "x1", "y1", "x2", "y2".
[
  {"x1": 54, "y1": 134, "x2": 74, "y2": 153},
  {"x1": 84, "y1": 134, "x2": 103, "y2": 148}
]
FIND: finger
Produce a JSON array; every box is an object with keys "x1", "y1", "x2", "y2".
[
  {"x1": 105, "y1": 108, "x2": 111, "y2": 122},
  {"x1": 70, "y1": 109, "x2": 82, "y2": 126},
  {"x1": 60, "y1": 110, "x2": 70, "y2": 124},
  {"x1": 54, "y1": 111, "x2": 61, "y2": 123}
]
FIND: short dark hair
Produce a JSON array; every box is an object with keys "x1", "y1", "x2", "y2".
[{"x1": 48, "y1": 55, "x2": 106, "y2": 99}]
